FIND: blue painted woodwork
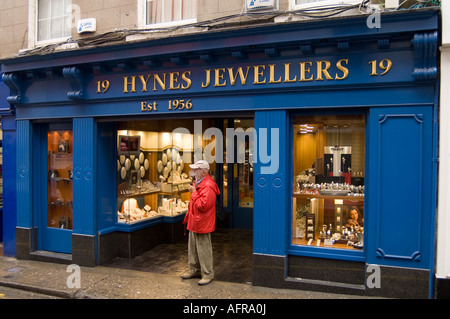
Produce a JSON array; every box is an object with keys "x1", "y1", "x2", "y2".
[
  {"x1": 13, "y1": 85, "x2": 436, "y2": 121},
  {"x1": 73, "y1": 118, "x2": 97, "y2": 236},
  {"x1": 412, "y1": 32, "x2": 438, "y2": 81},
  {"x1": 0, "y1": 9, "x2": 439, "y2": 277},
  {"x1": 1, "y1": 116, "x2": 16, "y2": 256},
  {"x1": 0, "y1": 70, "x2": 12, "y2": 112},
  {"x1": 96, "y1": 122, "x2": 117, "y2": 233},
  {"x1": 16, "y1": 120, "x2": 33, "y2": 228},
  {"x1": 63, "y1": 67, "x2": 86, "y2": 100},
  {"x1": 0, "y1": 10, "x2": 438, "y2": 75},
  {"x1": 367, "y1": 106, "x2": 434, "y2": 269},
  {"x1": 6, "y1": 49, "x2": 419, "y2": 107},
  {"x1": 253, "y1": 110, "x2": 289, "y2": 256},
  {"x1": 35, "y1": 123, "x2": 73, "y2": 254},
  {"x1": 1, "y1": 73, "x2": 24, "y2": 104}
]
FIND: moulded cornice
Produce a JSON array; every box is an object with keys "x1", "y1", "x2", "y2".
[{"x1": 0, "y1": 9, "x2": 439, "y2": 106}]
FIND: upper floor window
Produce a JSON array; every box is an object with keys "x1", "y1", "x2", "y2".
[
  {"x1": 37, "y1": 0, "x2": 72, "y2": 42},
  {"x1": 144, "y1": 0, "x2": 197, "y2": 28}
]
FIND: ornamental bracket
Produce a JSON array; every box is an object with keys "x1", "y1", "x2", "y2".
[
  {"x1": 63, "y1": 66, "x2": 85, "y2": 100},
  {"x1": 2, "y1": 72, "x2": 25, "y2": 105},
  {"x1": 412, "y1": 31, "x2": 438, "y2": 81}
]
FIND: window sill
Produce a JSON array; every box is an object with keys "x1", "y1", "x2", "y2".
[
  {"x1": 288, "y1": 244, "x2": 365, "y2": 262},
  {"x1": 290, "y1": 0, "x2": 361, "y2": 11},
  {"x1": 140, "y1": 18, "x2": 197, "y2": 30}
]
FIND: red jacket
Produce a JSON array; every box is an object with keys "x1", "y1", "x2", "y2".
[{"x1": 183, "y1": 175, "x2": 220, "y2": 234}]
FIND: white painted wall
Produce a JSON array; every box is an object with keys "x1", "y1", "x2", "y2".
[{"x1": 436, "y1": 0, "x2": 450, "y2": 279}]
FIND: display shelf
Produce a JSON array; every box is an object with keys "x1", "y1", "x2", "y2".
[
  {"x1": 115, "y1": 212, "x2": 186, "y2": 232},
  {"x1": 292, "y1": 237, "x2": 362, "y2": 250},
  {"x1": 49, "y1": 177, "x2": 72, "y2": 182},
  {"x1": 293, "y1": 193, "x2": 364, "y2": 201},
  {"x1": 117, "y1": 189, "x2": 161, "y2": 198}
]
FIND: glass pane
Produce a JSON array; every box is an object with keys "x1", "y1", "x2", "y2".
[
  {"x1": 52, "y1": 0, "x2": 64, "y2": 17},
  {"x1": 235, "y1": 119, "x2": 254, "y2": 208},
  {"x1": 183, "y1": 0, "x2": 196, "y2": 19},
  {"x1": 38, "y1": 0, "x2": 52, "y2": 20},
  {"x1": 222, "y1": 120, "x2": 228, "y2": 208},
  {"x1": 117, "y1": 120, "x2": 200, "y2": 224},
  {"x1": 38, "y1": 20, "x2": 51, "y2": 41},
  {"x1": 50, "y1": 17, "x2": 64, "y2": 39},
  {"x1": 47, "y1": 130, "x2": 73, "y2": 229},
  {"x1": 146, "y1": 0, "x2": 196, "y2": 25},
  {"x1": 292, "y1": 115, "x2": 365, "y2": 250}
]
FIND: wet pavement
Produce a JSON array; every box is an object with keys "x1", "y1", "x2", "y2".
[
  {"x1": 0, "y1": 255, "x2": 377, "y2": 300},
  {"x1": 0, "y1": 229, "x2": 382, "y2": 300},
  {"x1": 102, "y1": 228, "x2": 253, "y2": 284}
]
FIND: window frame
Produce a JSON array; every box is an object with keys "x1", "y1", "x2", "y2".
[
  {"x1": 289, "y1": 0, "x2": 362, "y2": 11},
  {"x1": 288, "y1": 109, "x2": 368, "y2": 262},
  {"x1": 28, "y1": 0, "x2": 72, "y2": 49},
  {"x1": 137, "y1": 0, "x2": 197, "y2": 30}
]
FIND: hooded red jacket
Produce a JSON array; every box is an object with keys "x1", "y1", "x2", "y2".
[{"x1": 183, "y1": 175, "x2": 220, "y2": 234}]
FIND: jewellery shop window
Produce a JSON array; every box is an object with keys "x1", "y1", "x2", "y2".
[
  {"x1": 116, "y1": 120, "x2": 216, "y2": 224},
  {"x1": 47, "y1": 129, "x2": 73, "y2": 229},
  {"x1": 292, "y1": 115, "x2": 365, "y2": 250}
]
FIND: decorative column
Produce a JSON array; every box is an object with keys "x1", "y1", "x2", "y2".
[
  {"x1": 253, "y1": 110, "x2": 289, "y2": 287},
  {"x1": 15, "y1": 120, "x2": 34, "y2": 258},
  {"x1": 72, "y1": 117, "x2": 97, "y2": 266}
]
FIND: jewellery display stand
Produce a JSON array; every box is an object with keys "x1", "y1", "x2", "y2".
[{"x1": 306, "y1": 214, "x2": 315, "y2": 241}]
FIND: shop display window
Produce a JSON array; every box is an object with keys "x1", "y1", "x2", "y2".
[
  {"x1": 116, "y1": 120, "x2": 216, "y2": 224},
  {"x1": 47, "y1": 130, "x2": 73, "y2": 229},
  {"x1": 292, "y1": 115, "x2": 365, "y2": 250}
]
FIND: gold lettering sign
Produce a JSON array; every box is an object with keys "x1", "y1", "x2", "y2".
[{"x1": 94, "y1": 58, "x2": 392, "y2": 96}]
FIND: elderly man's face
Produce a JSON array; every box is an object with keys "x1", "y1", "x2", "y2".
[{"x1": 192, "y1": 168, "x2": 205, "y2": 180}]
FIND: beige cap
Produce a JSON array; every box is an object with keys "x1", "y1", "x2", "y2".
[{"x1": 189, "y1": 160, "x2": 210, "y2": 170}]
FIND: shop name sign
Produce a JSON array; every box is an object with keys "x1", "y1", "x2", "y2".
[
  {"x1": 120, "y1": 59, "x2": 353, "y2": 93},
  {"x1": 92, "y1": 56, "x2": 396, "y2": 108}
]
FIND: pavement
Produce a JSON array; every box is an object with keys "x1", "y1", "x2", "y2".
[{"x1": 0, "y1": 255, "x2": 379, "y2": 300}]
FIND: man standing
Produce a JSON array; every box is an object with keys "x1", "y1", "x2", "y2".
[{"x1": 181, "y1": 160, "x2": 220, "y2": 285}]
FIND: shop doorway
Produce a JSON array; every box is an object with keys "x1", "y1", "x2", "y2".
[
  {"x1": 38, "y1": 123, "x2": 73, "y2": 254},
  {"x1": 220, "y1": 119, "x2": 254, "y2": 230},
  {"x1": 103, "y1": 116, "x2": 253, "y2": 283}
]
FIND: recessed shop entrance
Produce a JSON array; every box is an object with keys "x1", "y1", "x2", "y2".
[
  {"x1": 221, "y1": 118, "x2": 254, "y2": 230},
  {"x1": 103, "y1": 116, "x2": 254, "y2": 283},
  {"x1": 103, "y1": 228, "x2": 253, "y2": 284}
]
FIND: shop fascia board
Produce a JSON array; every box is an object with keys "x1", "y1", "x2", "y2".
[{"x1": 0, "y1": 8, "x2": 439, "y2": 74}]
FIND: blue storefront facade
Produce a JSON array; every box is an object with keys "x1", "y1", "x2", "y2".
[
  {"x1": 0, "y1": 9, "x2": 440, "y2": 298},
  {"x1": 0, "y1": 65, "x2": 16, "y2": 258}
]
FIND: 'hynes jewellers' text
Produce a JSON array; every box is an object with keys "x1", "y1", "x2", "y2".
[{"x1": 121, "y1": 59, "x2": 350, "y2": 93}]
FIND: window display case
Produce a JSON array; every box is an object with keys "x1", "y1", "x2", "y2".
[
  {"x1": 116, "y1": 145, "x2": 192, "y2": 224},
  {"x1": 292, "y1": 115, "x2": 365, "y2": 250},
  {"x1": 293, "y1": 194, "x2": 364, "y2": 249},
  {"x1": 115, "y1": 121, "x2": 205, "y2": 225},
  {"x1": 47, "y1": 130, "x2": 73, "y2": 229}
]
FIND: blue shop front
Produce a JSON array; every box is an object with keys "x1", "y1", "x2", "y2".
[{"x1": 0, "y1": 9, "x2": 439, "y2": 298}]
